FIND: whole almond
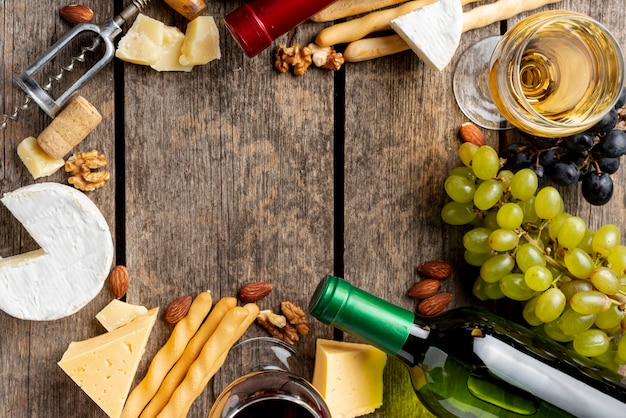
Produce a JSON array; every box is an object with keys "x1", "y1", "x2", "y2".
[
  {"x1": 418, "y1": 260, "x2": 452, "y2": 280},
  {"x1": 60, "y1": 4, "x2": 94, "y2": 24},
  {"x1": 417, "y1": 292, "x2": 452, "y2": 317},
  {"x1": 109, "y1": 265, "x2": 129, "y2": 299},
  {"x1": 408, "y1": 279, "x2": 441, "y2": 299},
  {"x1": 164, "y1": 296, "x2": 193, "y2": 324},
  {"x1": 459, "y1": 122, "x2": 486, "y2": 147},
  {"x1": 239, "y1": 282, "x2": 273, "y2": 303}
]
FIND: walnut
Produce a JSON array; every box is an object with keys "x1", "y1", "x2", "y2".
[
  {"x1": 281, "y1": 301, "x2": 309, "y2": 336},
  {"x1": 274, "y1": 44, "x2": 313, "y2": 76},
  {"x1": 65, "y1": 150, "x2": 110, "y2": 192},
  {"x1": 257, "y1": 310, "x2": 300, "y2": 345},
  {"x1": 308, "y1": 43, "x2": 344, "y2": 71}
]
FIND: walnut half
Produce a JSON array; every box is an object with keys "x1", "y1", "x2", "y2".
[
  {"x1": 65, "y1": 150, "x2": 110, "y2": 192},
  {"x1": 274, "y1": 44, "x2": 313, "y2": 76}
]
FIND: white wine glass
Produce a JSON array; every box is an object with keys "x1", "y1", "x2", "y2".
[
  {"x1": 453, "y1": 10, "x2": 625, "y2": 137},
  {"x1": 209, "y1": 337, "x2": 331, "y2": 418}
]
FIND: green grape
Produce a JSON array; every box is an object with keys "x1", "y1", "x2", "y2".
[
  {"x1": 573, "y1": 329, "x2": 610, "y2": 357},
  {"x1": 570, "y1": 291, "x2": 612, "y2": 315},
  {"x1": 559, "y1": 279, "x2": 594, "y2": 302},
  {"x1": 544, "y1": 320, "x2": 574, "y2": 343},
  {"x1": 592, "y1": 224, "x2": 621, "y2": 257},
  {"x1": 496, "y1": 203, "x2": 524, "y2": 229},
  {"x1": 578, "y1": 228, "x2": 595, "y2": 255},
  {"x1": 449, "y1": 166, "x2": 477, "y2": 181},
  {"x1": 483, "y1": 280, "x2": 506, "y2": 300},
  {"x1": 534, "y1": 186, "x2": 563, "y2": 220},
  {"x1": 590, "y1": 267, "x2": 620, "y2": 295},
  {"x1": 483, "y1": 211, "x2": 500, "y2": 230},
  {"x1": 515, "y1": 243, "x2": 546, "y2": 272},
  {"x1": 441, "y1": 201, "x2": 476, "y2": 225},
  {"x1": 472, "y1": 277, "x2": 490, "y2": 301},
  {"x1": 518, "y1": 196, "x2": 539, "y2": 224},
  {"x1": 464, "y1": 250, "x2": 492, "y2": 267},
  {"x1": 556, "y1": 216, "x2": 586, "y2": 249},
  {"x1": 618, "y1": 334, "x2": 626, "y2": 361},
  {"x1": 500, "y1": 273, "x2": 536, "y2": 301},
  {"x1": 563, "y1": 248, "x2": 594, "y2": 279},
  {"x1": 524, "y1": 265, "x2": 553, "y2": 291},
  {"x1": 534, "y1": 288, "x2": 566, "y2": 323},
  {"x1": 459, "y1": 142, "x2": 479, "y2": 167},
  {"x1": 607, "y1": 245, "x2": 626, "y2": 276},
  {"x1": 619, "y1": 276, "x2": 626, "y2": 293},
  {"x1": 523, "y1": 296, "x2": 544, "y2": 326},
  {"x1": 480, "y1": 254, "x2": 515, "y2": 283},
  {"x1": 510, "y1": 168, "x2": 538, "y2": 201},
  {"x1": 463, "y1": 227, "x2": 492, "y2": 253},
  {"x1": 547, "y1": 213, "x2": 571, "y2": 241},
  {"x1": 496, "y1": 169, "x2": 514, "y2": 190},
  {"x1": 558, "y1": 308, "x2": 596, "y2": 336},
  {"x1": 595, "y1": 304, "x2": 625, "y2": 330},
  {"x1": 444, "y1": 175, "x2": 476, "y2": 203},
  {"x1": 472, "y1": 145, "x2": 500, "y2": 180},
  {"x1": 488, "y1": 229, "x2": 519, "y2": 252},
  {"x1": 473, "y1": 179, "x2": 503, "y2": 210}
]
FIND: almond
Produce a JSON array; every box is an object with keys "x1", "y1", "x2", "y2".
[
  {"x1": 239, "y1": 282, "x2": 273, "y2": 303},
  {"x1": 418, "y1": 260, "x2": 453, "y2": 280},
  {"x1": 164, "y1": 295, "x2": 193, "y2": 324},
  {"x1": 109, "y1": 265, "x2": 129, "y2": 299},
  {"x1": 60, "y1": 4, "x2": 94, "y2": 24},
  {"x1": 408, "y1": 279, "x2": 441, "y2": 299},
  {"x1": 458, "y1": 122, "x2": 486, "y2": 147},
  {"x1": 417, "y1": 292, "x2": 452, "y2": 317}
]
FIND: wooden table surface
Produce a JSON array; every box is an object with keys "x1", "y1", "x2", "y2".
[{"x1": 1, "y1": 0, "x2": 625, "y2": 417}]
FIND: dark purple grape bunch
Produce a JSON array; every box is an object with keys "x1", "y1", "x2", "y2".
[{"x1": 502, "y1": 87, "x2": 626, "y2": 206}]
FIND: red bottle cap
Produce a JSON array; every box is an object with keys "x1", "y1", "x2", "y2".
[{"x1": 224, "y1": 4, "x2": 273, "y2": 58}]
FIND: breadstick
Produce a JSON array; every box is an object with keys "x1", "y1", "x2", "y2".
[
  {"x1": 139, "y1": 297, "x2": 237, "y2": 418},
  {"x1": 121, "y1": 291, "x2": 213, "y2": 418},
  {"x1": 344, "y1": 0, "x2": 563, "y2": 62},
  {"x1": 156, "y1": 303, "x2": 260, "y2": 418},
  {"x1": 310, "y1": 0, "x2": 409, "y2": 22},
  {"x1": 315, "y1": 0, "x2": 482, "y2": 46}
]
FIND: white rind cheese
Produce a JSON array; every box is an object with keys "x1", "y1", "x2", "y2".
[
  {"x1": 391, "y1": 0, "x2": 463, "y2": 71},
  {"x1": 0, "y1": 183, "x2": 114, "y2": 320}
]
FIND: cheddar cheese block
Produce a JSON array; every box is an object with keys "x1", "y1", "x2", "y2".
[
  {"x1": 58, "y1": 308, "x2": 159, "y2": 418},
  {"x1": 16, "y1": 136, "x2": 65, "y2": 179},
  {"x1": 179, "y1": 15, "x2": 221, "y2": 66},
  {"x1": 96, "y1": 299, "x2": 149, "y2": 332},
  {"x1": 312, "y1": 339, "x2": 387, "y2": 418},
  {"x1": 115, "y1": 13, "x2": 165, "y2": 65},
  {"x1": 151, "y1": 25, "x2": 194, "y2": 72}
]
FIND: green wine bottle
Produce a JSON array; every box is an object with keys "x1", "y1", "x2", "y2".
[{"x1": 309, "y1": 276, "x2": 626, "y2": 417}]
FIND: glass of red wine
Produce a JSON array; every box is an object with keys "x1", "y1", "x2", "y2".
[{"x1": 209, "y1": 337, "x2": 331, "y2": 418}]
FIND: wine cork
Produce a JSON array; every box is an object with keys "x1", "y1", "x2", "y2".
[{"x1": 37, "y1": 95, "x2": 102, "y2": 159}]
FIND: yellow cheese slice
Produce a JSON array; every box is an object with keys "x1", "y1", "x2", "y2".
[
  {"x1": 96, "y1": 299, "x2": 148, "y2": 332},
  {"x1": 179, "y1": 16, "x2": 221, "y2": 66},
  {"x1": 17, "y1": 136, "x2": 65, "y2": 179},
  {"x1": 58, "y1": 308, "x2": 158, "y2": 418},
  {"x1": 115, "y1": 14, "x2": 165, "y2": 65},
  {"x1": 312, "y1": 339, "x2": 387, "y2": 418},
  {"x1": 151, "y1": 26, "x2": 194, "y2": 72}
]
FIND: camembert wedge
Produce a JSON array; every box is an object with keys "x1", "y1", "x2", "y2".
[
  {"x1": 58, "y1": 308, "x2": 159, "y2": 418},
  {"x1": 312, "y1": 339, "x2": 387, "y2": 418}
]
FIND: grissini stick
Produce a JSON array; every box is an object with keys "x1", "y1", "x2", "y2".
[
  {"x1": 344, "y1": 0, "x2": 563, "y2": 63},
  {"x1": 315, "y1": 0, "x2": 481, "y2": 47},
  {"x1": 311, "y1": 0, "x2": 410, "y2": 22}
]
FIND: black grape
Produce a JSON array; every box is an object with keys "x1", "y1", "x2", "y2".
[
  {"x1": 589, "y1": 109, "x2": 618, "y2": 134},
  {"x1": 581, "y1": 172, "x2": 614, "y2": 206},
  {"x1": 597, "y1": 157, "x2": 620, "y2": 174},
  {"x1": 597, "y1": 130, "x2": 626, "y2": 158},
  {"x1": 550, "y1": 161, "x2": 581, "y2": 186}
]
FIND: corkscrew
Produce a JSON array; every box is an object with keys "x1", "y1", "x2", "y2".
[{"x1": 1, "y1": 0, "x2": 151, "y2": 130}]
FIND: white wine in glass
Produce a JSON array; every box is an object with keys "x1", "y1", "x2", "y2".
[{"x1": 455, "y1": 10, "x2": 624, "y2": 137}]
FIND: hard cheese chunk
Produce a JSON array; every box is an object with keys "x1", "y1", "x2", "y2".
[
  {"x1": 115, "y1": 13, "x2": 165, "y2": 65},
  {"x1": 96, "y1": 299, "x2": 148, "y2": 332},
  {"x1": 151, "y1": 26, "x2": 194, "y2": 72},
  {"x1": 179, "y1": 16, "x2": 221, "y2": 66},
  {"x1": 390, "y1": 0, "x2": 462, "y2": 71},
  {"x1": 312, "y1": 339, "x2": 387, "y2": 418},
  {"x1": 58, "y1": 308, "x2": 158, "y2": 418},
  {"x1": 16, "y1": 136, "x2": 65, "y2": 179}
]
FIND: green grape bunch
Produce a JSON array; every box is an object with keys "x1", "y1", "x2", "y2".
[{"x1": 441, "y1": 141, "x2": 626, "y2": 370}]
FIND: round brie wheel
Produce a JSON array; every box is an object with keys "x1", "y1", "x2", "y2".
[{"x1": 0, "y1": 183, "x2": 114, "y2": 320}]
